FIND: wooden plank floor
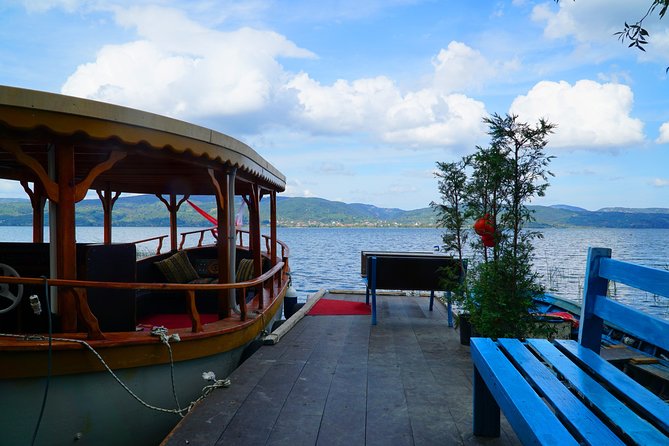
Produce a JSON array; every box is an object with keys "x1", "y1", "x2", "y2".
[{"x1": 162, "y1": 292, "x2": 521, "y2": 445}]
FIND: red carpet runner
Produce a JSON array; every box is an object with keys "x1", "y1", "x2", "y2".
[{"x1": 307, "y1": 298, "x2": 371, "y2": 316}]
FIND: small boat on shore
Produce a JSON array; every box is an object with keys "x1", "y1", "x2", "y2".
[
  {"x1": 534, "y1": 293, "x2": 669, "y2": 399},
  {"x1": 0, "y1": 86, "x2": 290, "y2": 445}
]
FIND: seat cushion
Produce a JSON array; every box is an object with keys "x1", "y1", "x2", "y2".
[
  {"x1": 155, "y1": 251, "x2": 199, "y2": 283},
  {"x1": 236, "y1": 258, "x2": 254, "y2": 282}
]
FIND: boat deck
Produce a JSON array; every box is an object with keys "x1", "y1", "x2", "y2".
[{"x1": 161, "y1": 291, "x2": 521, "y2": 445}]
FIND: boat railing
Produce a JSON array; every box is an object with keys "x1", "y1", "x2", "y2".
[
  {"x1": 131, "y1": 227, "x2": 289, "y2": 263},
  {"x1": 0, "y1": 260, "x2": 287, "y2": 340},
  {"x1": 133, "y1": 235, "x2": 170, "y2": 256},
  {"x1": 179, "y1": 227, "x2": 218, "y2": 250}
]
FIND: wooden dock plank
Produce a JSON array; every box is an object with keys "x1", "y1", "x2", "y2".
[{"x1": 162, "y1": 292, "x2": 521, "y2": 446}]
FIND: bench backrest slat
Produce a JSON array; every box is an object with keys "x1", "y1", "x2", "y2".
[
  {"x1": 592, "y1": 296, "x2": 669, "y2": 353},
  {"x1": 579, "y1": 247, "x2": 669, "y2": 353},
  {"x1": 599, "y1": 257, "x2": 669, "y2": 297}
]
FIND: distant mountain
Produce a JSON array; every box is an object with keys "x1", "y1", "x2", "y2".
[
  {"x1": 597, "y1": 207, "x2": 669, "y2": 214},
  {"x1": 0, "y1": 195, "x2": 668, "y2": 228},
  {"x1": 550, "y1": 204, "x2": 588, "y2": 212}
]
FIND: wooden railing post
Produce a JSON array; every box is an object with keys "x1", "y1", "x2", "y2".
[{"x1": 185, "y1": 289, "x2": 203, "y2": 333}]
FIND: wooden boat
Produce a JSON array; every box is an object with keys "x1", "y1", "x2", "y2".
[{"x1": 0, "y1": 86, "x2": 290, "y2": 445}]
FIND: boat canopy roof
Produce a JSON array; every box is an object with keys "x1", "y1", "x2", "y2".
[{"x1": 0, "y1": 85, "x2": 285, "y2": 195}]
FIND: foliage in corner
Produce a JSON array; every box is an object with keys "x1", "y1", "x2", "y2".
[
  {"x1": 433, "y1": 113, "x2": 555, "y2": 338},
  {"x1": 555, "y1": 0, "x2": 669, "y2": 71}
]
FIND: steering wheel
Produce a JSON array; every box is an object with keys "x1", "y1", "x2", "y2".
[{"x1": 0, "y1": 263, "x2": 23, "y2": 314}]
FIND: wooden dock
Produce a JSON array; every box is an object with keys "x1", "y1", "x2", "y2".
[{"x1": 162, "y1": 292, "x2": 521, "y2": 445}]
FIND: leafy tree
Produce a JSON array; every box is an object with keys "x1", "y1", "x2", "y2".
[
  {"x1": 463, "y1": 144, "x2": 508, "y2": 263},
  {"x1": 431, "y1": 161, "x2": 468, "y2": 289},
  {"x1": 434, "y1": 114, "x2": 556, "y2": 338},
  {"x1": 431, "y1": 160, "x2": 468, "y2": 263}
]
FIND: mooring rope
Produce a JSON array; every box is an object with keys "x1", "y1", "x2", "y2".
[
  {"x1": 0, "y1": 330, "x2": 231, "y2": 418},
  {"x1": 150, "y1": 325, "x2": 183, "y2": 412}
]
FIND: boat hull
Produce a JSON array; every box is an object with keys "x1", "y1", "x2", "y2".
[{"x1": 0, "y1": 303, "x2": 283, "y2": 446}]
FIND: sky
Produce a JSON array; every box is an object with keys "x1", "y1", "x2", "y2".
[{"x1": 0, "y1": 0, "x2": 668, "y2": 211}]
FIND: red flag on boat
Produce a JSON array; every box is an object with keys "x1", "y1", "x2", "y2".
[{"x1": 186, "y1": 199, "x2": 218, "y2": 225}]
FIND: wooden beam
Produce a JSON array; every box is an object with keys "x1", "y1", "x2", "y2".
[
  {"x1": 156, "y1": 193, "x2": 190, "y2": 252},
  {"x1": 20, "y1": 180, "x2": 46, "y2": 243},
  {"x1": 249, "y1": 184, "x2": 263, "y2": 309},
  {"x1": 209, "y1": 168, "x2": 234, "y2": 319},
  {"x1": 55, "y1": 143, "x2": 78, "y2": 332},
  {"x1": 270, "y1": 190, "x2": 277, "y2": 267},
  {"x1": 96, "y1": 185, "x2": 121, "y2": 245}
]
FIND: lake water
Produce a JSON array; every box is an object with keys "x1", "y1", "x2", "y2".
[{"x1": 1, "y1": 226, "x2": 668, "y2": 319}]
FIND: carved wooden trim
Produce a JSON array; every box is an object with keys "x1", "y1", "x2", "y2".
[
  {"x1": 75, "y1": 151, "x2": 127, "y2": 202},
  {"x1": 208, "y1": 168, "x2": 225, "y2": 207},
  {"x1": 3, "y1": 141, "x2": 58, "y2": 202}
]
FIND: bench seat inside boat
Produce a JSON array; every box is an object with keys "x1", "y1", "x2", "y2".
[
  {"x1": 136, "y1": 248, "x2": 223, "y2": 320},
  {"x1": 135, "y1": 248, "x2": 268, "y2": 324}
]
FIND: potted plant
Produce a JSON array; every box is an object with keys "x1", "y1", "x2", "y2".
[{"x1": 434, "y1": 113, "x2": 555, "y2": 340}]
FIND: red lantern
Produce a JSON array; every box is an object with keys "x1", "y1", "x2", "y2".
[
  {"x1": 474, "y1": 214, "x2": 495, "y2": 247},
  {"x1": 473, "y1": 214, "x2": 494, "y2": 236},
  {"x1": 481, "y1": 233, "x2": 495, "y2": 247}
]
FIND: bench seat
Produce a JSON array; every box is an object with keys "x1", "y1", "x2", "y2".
[
  {"x1": 472, "y1": 337, "x2": 669, "y2": 444},
  {"x1": 471, "y1": 247, "x2": 669, "y2": 445}
]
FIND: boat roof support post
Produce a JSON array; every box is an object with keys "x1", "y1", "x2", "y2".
[
  {"x1": 270, "y1": 190, "x2": 277, "y2": 267},
  {"x1": 156, "y1": 194, "x2": 189, "y2": 252},
  {"x1": 249, "y1": 184, "x2": 262, "y2": 290},
  {"x1": 20, "y1": 180, "x2": 46, "y2": 243},
  {"x1": 210, "y1": 167, "x2": 236, "y2": 318},
  {"x1": 227, "y1": 169, "x2": 237, "y2": 315},
  {"x1": 96, "y1": 184, "x2": 120, "y2": 245},
  {"x1": 169, "y1": 194, "x2": 178, "y2": 251},
  {"x1": 53, "y1": 142, "x2": 78, "y2": 331}
]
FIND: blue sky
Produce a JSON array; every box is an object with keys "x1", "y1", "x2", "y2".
[{"x1": 1, "y1": 0, "x2": 668, "y2": 211}]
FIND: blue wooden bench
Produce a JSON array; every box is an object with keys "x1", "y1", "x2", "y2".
[
  {"x1": 362, "y1": 252, "x2": 465, "y2": 326},
  {"x1": 471, "y1": 247, "x2": 669, "y2": 444}
]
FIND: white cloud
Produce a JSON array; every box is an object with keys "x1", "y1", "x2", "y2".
[
  {"x1": 383, "y1": 92, "x2": 488, "y2": 147},
  {"x1": 283, "y1": 178, "x2": 316, "y2": 198},
  {"x1": 656, "y1": 122, "x2": 669, "y2": 143},
  {"x1": 652, "y1": 178, "x2": 669, "y2": 187},
  {"x1": 532, "y1": 0, "x2": 669, "y2": 62},
  {"x1": 432, "y1": 42, "x2": 493, "y2": 93},
  {"x1": 532, "y1": 1, "x2": 640, "y2": 43},
  {"x1": 62, "y1": 5, "x2": 315, "y2": 118},
  {"x1": 286, "y1": 73, "x2": 402, "y2": 133},
  {"x1": 432, "y1": 41, "x2": 520, "y2": 94},
  {"x1": 284, "y1": 41, "x2": 505, "y2": 149},
  {"x1": 286, "y1": 73, "x2": 488, "y2": 148},
  {"x1": 510, "y1": 79, "x2": 644, "y2": 149}
]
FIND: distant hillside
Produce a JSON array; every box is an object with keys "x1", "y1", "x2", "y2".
[{"x1": 0, "y1": 195, "x2": 668, "y2": 228}]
